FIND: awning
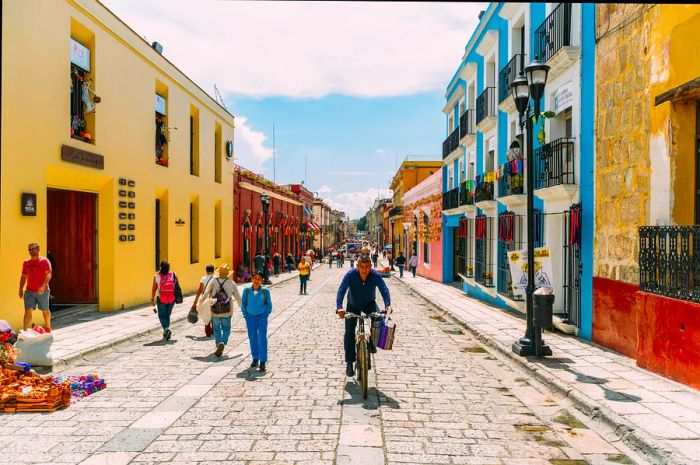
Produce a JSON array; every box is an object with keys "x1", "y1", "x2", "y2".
[
  {"x1": 306, "y1": 221, "x2": 319, "y2": 230},
  {"x1": 384, "y1": 245, "x2": 393, "y2": 249}
]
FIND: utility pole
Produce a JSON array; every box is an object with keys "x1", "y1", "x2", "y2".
[{"x1": 273, "y1": 125, "x2": 276, "y2": 183}]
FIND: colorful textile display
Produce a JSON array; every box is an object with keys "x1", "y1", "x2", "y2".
[
  {"x1": 0, "y1": 368, "x2": 71, "y2": 413},
  {"x1": 53, "y1": 374, "x2": 106, "y2": 403}
]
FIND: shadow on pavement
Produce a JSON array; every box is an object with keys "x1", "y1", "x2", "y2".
[
  {"x1": 191, "y1": 353, "x2": 241, "y2": 363},
  {"x1": 235, "y1": 367, "x2": 267, "y2": 381},
  {"x1": 186, "y1": 335, "x2": 212, "y2": 342},
  {"x1": 143, "y1": 339, "x2": 178, "y2": 347},
  {"x1": 339, "y1": 381, "x2": 401, "y2": 410}
]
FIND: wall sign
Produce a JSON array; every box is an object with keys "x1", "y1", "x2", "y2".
[
  {"x1": 21, "y1": 193, "x2": 37, "y2": 216},
  {"x1": 554, "y1": 81, "x2": 574, "y2": 115},
  {"x1": 119, "y1": 235, "x2": 127, "y2": 242},
  {"x1": 155, "y1": 94, "x2": 167, "y2": 115},
  {"x1": 119, "y1": 201, "x2": 127, "y2": 208},
  {"x1": 119, "y1": 190, "x2": 127, "y2": 197},
  {"x1": 61, "y1": 145, "x2": 104, "y2": 169},
  {"x1": 70, "y1": 38, "x2": 91, "y2": 72},
  {"x1": 119, "y1": 213, "x2": 127, "y2": 219}
]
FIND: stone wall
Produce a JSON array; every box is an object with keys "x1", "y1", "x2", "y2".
[{"x1": 594, "y1": 4, "x2": 654, "y2": 283}]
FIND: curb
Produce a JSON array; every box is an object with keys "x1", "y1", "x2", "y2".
[
  {"x1": 394, "y1": 276, "x2": 694, "y2": 465},
  {"x1": 51, "y1": 265, "x2": 320, "y2": 369}
]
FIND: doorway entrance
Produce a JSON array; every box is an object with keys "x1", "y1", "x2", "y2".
[
  {"x1": 453, "y1": 228, "x2": 460, "y2": 281},
  {"x1": 47, "y1": 189, "x2": 97, "y2": 305}
]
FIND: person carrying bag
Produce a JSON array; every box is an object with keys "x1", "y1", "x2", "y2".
[{"x1": 202, "y1": 264, "x2": 242, "y2": 358}]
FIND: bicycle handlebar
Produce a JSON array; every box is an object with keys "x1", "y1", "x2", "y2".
[{"x1": 344, "y1": 311, "x2": 386, "y2": 320}]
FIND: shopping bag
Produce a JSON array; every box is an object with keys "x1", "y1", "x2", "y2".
[
  {"x1": 196, "y1": 297, "x2": 214, "y2": 324},
  {"x1": 371, "y1": 317, "x2": 396, "y2": 350},
  {"x1": 15, "y1": 329, "x2": 54, "y2": 366}
]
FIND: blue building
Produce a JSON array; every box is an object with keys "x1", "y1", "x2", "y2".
[{"x1": 441, "y1": 3, "x2": 595, "y2": 339}]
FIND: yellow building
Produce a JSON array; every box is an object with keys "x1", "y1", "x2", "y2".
[
  {"x1": 388, "y1": 159, "x2": 442, "y2": 256},
  {"x1": 1, "y1": 0, "x2": 235, "y2": 329}
]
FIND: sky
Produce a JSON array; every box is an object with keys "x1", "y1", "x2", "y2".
[{"x1": 103, "y1": 1, "x2": 487, "y2": 219}]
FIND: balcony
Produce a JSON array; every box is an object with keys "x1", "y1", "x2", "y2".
[
  {"x1": 459, "y1": 183, "x2": 475, "y2": 207},
  {"x1": 498, "y1": 54, "x2": 526, "y2": 113},
  {"x1": 534, "y1": 138, "x2": 577, "y2": 201},
  {"x1": 475, "y1": 87, "x2": 497, "y2": 133},
  {"x1": 475, "y1": 179, "x2": 497, "y2": 211},
  {"x1": 459, "y1": 109, "x2": 476, "y2": 146},
  {"x1": 442, "y1": 126, "x2": 461, "y2": 160},
  {"x1": 388, "y1": 205, "x2": 403, "y2": 218},
  {"x1": 442, "y1": 186, "x2": 460, "y2": 211},
  {"x1": 497, "y1": 160, "x2": 526, "y2": 209},
  {"x1": 639, "y1": 226, "x2": 700, "y2": 303},
  {"x1": 534, "y1": 3, "x2": 579, "y2": 80}
]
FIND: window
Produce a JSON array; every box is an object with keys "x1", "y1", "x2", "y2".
[
  {"x1": 423, "y1": 213, "x2": 430, "y2": 264},
  {"x1": 214, "y1": 123, "x2": 222, "y2": 183},
  {"x1": 155, "y1": 90, "x2": 169, "y2": 166},
  {"x1": 190, "y1": 198, "x2": 199, "y2": 263},
  {"x1": 190, "y1": 106, "x2": 200, "y2": 176},
  {"x1": 69, "y1": 24, "x2": 96, "y2": 143},
  {"x1": 215, "y1": 201, "x2": 222, "y2": 258}
]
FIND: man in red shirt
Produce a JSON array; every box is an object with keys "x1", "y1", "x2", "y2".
[{"x1": 19, "y1": 242, "x2": 53, "y2": 330}]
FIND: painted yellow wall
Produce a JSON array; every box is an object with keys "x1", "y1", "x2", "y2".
[
  {"x1": 1, "y1": 0, "x2": 235, "y2": 329},
  {"x1": 594, "y1": 4, "x2": 700, "y2": 283}
]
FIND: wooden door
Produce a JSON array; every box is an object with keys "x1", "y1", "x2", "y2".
[{"x1": 47, "y1": 189, "x2": 97, "y2": 303}]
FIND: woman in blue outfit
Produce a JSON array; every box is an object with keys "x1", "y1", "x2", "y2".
[{"x1": 241, "y1": 272, "x2": 272, "y2": 372}]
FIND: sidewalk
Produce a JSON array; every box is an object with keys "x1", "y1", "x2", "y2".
[
  {"x1": 393, "y1": 270, "x2": 700, "y2": 465},
  {"x1": 50, "y1": 264, "x2": 319, "y2": 367}
]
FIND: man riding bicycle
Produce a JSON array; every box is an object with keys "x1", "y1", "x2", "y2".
[{"x1": 336, "y1": 254, "x2": 392, "y2": 377}]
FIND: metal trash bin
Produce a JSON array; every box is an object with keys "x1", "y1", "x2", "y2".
[{"x1": 533, "y1": 294, "x2": 554, "y2": 329}]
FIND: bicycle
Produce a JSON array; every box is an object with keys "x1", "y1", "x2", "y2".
[{"x1": 345, "y1": 311, "x2": 386, "y2": 399}]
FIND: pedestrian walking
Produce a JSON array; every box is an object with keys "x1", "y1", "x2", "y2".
[
  {"x1": 298, "y1": 257, "x2": 311, "y2": 295},
  {"x1": 242, "y1": 272, "x2": 272, "y2": 372},
  {"x1": 409, "y1": 252, "x2": 419, "y2": 278},
  {"x1": 387, "y1": 251, "x2": 394, "y2": 271},
  {"x1": 203, "y1": 264, "x2": 242, "y2": 358},
  {"x1": 349, "y1": 253, "x2": 356, "y2": 268},
  {"x1": 151, "y1": 260, "x2": 181, "y2": 341},
  {"x1": 305, "y1": 253, "x2": 313, "y2": 280},
  {"x1": 285, "y1": 253, "x2": 295, "y2": 273},
  {"x1": 273, "y1": 253, "x2": 281, "y2": 277},
  {"x1": 192, "y1": 264, "x2": 215, "y2": 337},
  {"x1": 19, "y1": 242, "x2": 53, "y2": 331},
  {"x1": 328, "y1": 252, "x2": 334, "y2": 268},
  {"x1": 336, "y1": 251, "x2": 342, "y2": 268},
  {"x1": 371, "y1": 250, "x2": 379, "y2": 268},
  {"x1": 396, "y1": 252, "x2": 406, "y2": 278},
  {"x1": 254, "y1": 251, "x2": 265, "y2": 275}
]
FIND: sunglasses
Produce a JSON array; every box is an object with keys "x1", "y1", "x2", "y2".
[{"x1": 28, "y1": 247, "x2": 39, "y2": 251}]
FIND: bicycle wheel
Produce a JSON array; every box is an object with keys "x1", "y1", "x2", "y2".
[{"x1": 356, "y1": 338, "x2": 369, "y2": 399}]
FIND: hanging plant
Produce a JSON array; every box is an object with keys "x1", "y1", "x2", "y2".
[{"x1": 532, "y1": 111, "x2": 556, "y2": 145}]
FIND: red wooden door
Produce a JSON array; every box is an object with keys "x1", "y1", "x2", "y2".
[{"x1": 47, "y1": 189, "x2": 97, "y2": 303}]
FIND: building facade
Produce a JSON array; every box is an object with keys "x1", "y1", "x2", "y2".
[
  {"x1": 313, "y1": 198, "x2": 331, "y2": 252},
  {"x1": 233, "y1": 166, "x2": 302, "y2": 279},
  {"x1": 593, "y1": 4, "x2": 700, "y2": 387},
  {"x1": 1, "y1": 0, "x2": 235, "y2": 328},
  {"x1": 403, "y1": 171, "x2": 443, "y2": 282},
  {"x1": 285, "y1": 184, "x2": 316, "y2": 254},
  {"x1": 441, "y1": 3, "x2": 595, "y2": 337}
]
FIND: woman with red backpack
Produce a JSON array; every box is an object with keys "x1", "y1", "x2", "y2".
[{"x1": 151, "y1": 260, "x2": 180, "y2": 341}]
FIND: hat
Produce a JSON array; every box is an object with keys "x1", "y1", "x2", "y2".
[{"x1": 217, "y1": 263, "x2": 231, "y2": 277}]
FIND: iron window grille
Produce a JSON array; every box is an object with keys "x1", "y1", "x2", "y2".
[
  {"x1": 534, "y1": 3, "x2": 572, "y2": 63},
  {"x1": 534, "y1": 138, "x2": 576, "y2": 190},
  {"x1": 475, "y1": 214, "x2": 494, "y2": 287},
  {"x1": 460, "y1": 109, "x2": 476, "y2": 139},
  {"x1": 475, "y1": 179, "x2": 495, "y2": 203},
  {"x1": 498, "y1": 54, "x2": 526, "y2": 104},
  {"x1": 561, "y1": 203, "x2": 582, "y2": 327},
  {"x1": 639, "y1": 225, "x2": 700, "y2": 303},
  {"x1": 497, "y1": 211, "x2": 525, "y2": 300},
  {"x1": 476, "y1": 87, "x2": 497, "y2": 125},
  {"x1": 497, "y1": 160, "x2": 525, "y2": 197},
  {"x1": 442, "y1": 186, "x2": 460, "y2": 210}
]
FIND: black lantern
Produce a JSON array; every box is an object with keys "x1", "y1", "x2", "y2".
[{"x1": 524, "y1": 60, "x2": 549, "y2": 116}]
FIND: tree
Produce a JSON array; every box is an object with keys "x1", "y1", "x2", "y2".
[{"x1": 356, "y1": 215, "x2": 367, "y2": 232}]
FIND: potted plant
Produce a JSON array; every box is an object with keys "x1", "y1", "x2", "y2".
[{"x1": 483, "y1": 271, "x2": 493, "y2": 287}]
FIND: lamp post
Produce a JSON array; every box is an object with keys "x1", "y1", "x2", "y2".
[
  {"x1": 510, "y1": 60, "x2": 552, "y2": 357},
  {"x1": 261, "y1": 193, "x2": 272, "y2": 285}
]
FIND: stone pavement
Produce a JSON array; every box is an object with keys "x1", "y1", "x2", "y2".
[
  {"x1": 50, "y1": 264, "x2": 320, "y2": 366},
  {"x1": 392, "y1": 268, "x2": 700, "y2": 465},
  {"x1": 0, "y1": 265, "x2": 651, "y2": 465}
]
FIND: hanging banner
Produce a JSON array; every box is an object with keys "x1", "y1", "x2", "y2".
[
  {"x1": 554, "y1": 82, "x2": 573, "y2": 115},
  {"x1": 70, "y1": 38, "x2": 91, "y2": 72},
  {"x1": 155, "y1": 94, "x2": 167, "y2": 115},
  {"x1": 507, "y1": 247, "x2": 554, "y2": 290}
]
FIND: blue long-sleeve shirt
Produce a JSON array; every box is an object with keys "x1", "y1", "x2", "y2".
[
  {"x1": 242, "y1": 286, "x2": 272, "y2": 317},
  {"x1": 336, "y1": 268, "x2": 391, "y2": 310}
]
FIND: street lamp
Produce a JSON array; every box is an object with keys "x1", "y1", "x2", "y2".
[
  {"x1": 510, "y1": 60, "x2": 552, "y2": 358},
  {"x1": 260, "y1": 193, "x2": 272, "y2": 285}
]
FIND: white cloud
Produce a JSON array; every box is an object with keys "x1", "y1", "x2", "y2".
[
  {"x1": 233, "y1": 116, "x2": 273, "y2": 172},
  {"x1": 317, "y1": 185, "x2": 332, "y2": 194},
  {"x1": 325, "y1": 188, "x2": 393, "y2": 220},
  {"x1": 101, "y1": 1, "x2": 487, "y2": 99}
]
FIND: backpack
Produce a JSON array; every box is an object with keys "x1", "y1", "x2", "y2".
[
  {"x1": 158, "y1": 272, "x2": 176, "y2": 304},
  {"x1": 211, "y1": 278, "x2": 231, "y2": 314}
]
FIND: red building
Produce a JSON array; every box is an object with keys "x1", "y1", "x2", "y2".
[
  {"x1": 233, "y1": 166, "x2": 303, "y2": 280},
  {"x1": 284, "y1": 183, "x2": 317, "y2": 254}
]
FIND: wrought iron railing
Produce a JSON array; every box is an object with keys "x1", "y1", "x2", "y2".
[
  {"x1": 459, "y1": 109, "x2": 476, "y2": 139},
  {"x1": 475, "y1": 180, "x2": 494, "y2": 203},
  {"x1": 497, "y1": 211, "x2": 524, "y2": 300},
  {"x1": 561, "y1": 203, "x2": 582, "y2": 327},
  {"x1": 442, "y1": 187, "x2": 460, "y2": 210},
  {"x1": 457, "y1": 217, "x2": 474, "y2": 278},
  {"x1": 442, "y1": 127, "x2": 460, "y2": 159},
  {"x1": 534, "y1": 3, "x2": 572, "y2": 63},
  {"x1": 639, "y1": 226, "x2": 700, "y2": 303},
  {"x1": 475, "y1": 215, "x2": 494, "y2": 287},
  {"x1": 389, "y1": 206, "x2": 403, "y2": 218},
  {"x1": 497, "y1": 161, "x2": 525, "y2": 197},
  {"x1": 476, "y1": 87, "x2": 497, "y2": 125},
  {"x1": 534, "y1": 138, "x2": 575, "y2": 190},
  {"x1": 459, "y1": 184, "x2": 475, "y2": 206},
  {"x1": 498, "y1": 54, "x2": 526, "y2": 104}
]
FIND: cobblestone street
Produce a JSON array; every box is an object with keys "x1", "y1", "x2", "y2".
[{"x1": 1, "y1": 267, "x2": 648, "y2": 465}]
